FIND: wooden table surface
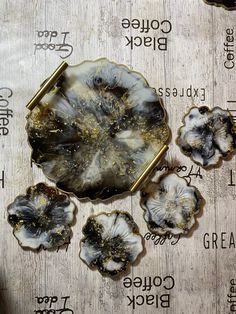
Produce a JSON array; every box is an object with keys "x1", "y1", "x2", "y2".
[{"x1": 0, "y1": 0, "x2": 235, "y2": 313}]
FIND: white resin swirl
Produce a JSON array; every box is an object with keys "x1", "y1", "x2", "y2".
[{"x1": 140, "y1": 173, "x2": 202, "y2": 235}]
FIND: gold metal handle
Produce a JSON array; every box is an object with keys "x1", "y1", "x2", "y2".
[
  {"x1": 26, "y1": 61, "x2": 68, "y2": 111},
  {"x1": 130, "y1": 144, "x2": 168, "y2": 193}
]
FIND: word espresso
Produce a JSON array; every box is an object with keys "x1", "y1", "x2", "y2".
[
  {"x1": 228, "y1": 279, "x2": 236, "y2": 312},
  {"x1": 123, "y1": 275, "x2": 175, "y2": 309},
  {"x1": 121, "y1": 18, "x2": 172, "y2": 51},
  {"x1": 34, "y1": 296, "x2": 74, "y2": 314},
  {"x1": 144, "y1": 232, "x2": 181, "y2": 246},
  {"x1": 0, "y1": 87, "x2": 13, "y2": 136},
  {"x1": 224, "y1": 28, "x2": 235, "y2": 70},
  {"x1": 158, "y1": 85, "x2": 206, "y2": 102},
  {"x1": 34, "y1": 30, "x2": 73, "y2": 59}
]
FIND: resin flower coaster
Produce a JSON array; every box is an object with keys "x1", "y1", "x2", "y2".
[
  {"x1": 7, "y1": 183, "x2": 76, "y2": 250},
  {"x1": 203, "y1": 0, "x2": 236, "y2": 9},
  {"x1": 140, "y1": 173, "x2": 203, "y2": 235},
  {"x1": 176, "y1": 106, "x2": 235, "y2": 168},
  {"x1": 26, "y1": 59, "x2": 169, "y2": 200},
  {"x1": 79, "y1": 211, "x2": 143, "y2": 277}
]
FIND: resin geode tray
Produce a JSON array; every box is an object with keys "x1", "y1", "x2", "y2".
[
  {"x1": 203, "y1": 0, "x2": 236, "y2": 9},
  {"x1": 26, "y1": 59, "x2": 170, "y2": 200}
]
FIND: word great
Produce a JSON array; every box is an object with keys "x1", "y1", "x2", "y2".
[
  {"x1": 121, "y1": 18, "x2": 172, "y2": 51},
  {"x1": 228, "y1": 278, "x2": 236, "y2": 312},
  {"x1": 34, "y1": 295, "x2": 73, "y2": 314},
  {"x1": 203, "y1": 232, "x2": 235, "y2": 249},
  {"x1": 0, "y1": 87, "x2": 13, "y2": 136},
  {"x1": 34, "y1": 30, "x2": 73, "y2": 59},
  {"x1": 224, "y1": 28, "x2": 235, "y2": 70},
  {"x1": 144, "y1": 232, "x2": 181, "y2": 246}
]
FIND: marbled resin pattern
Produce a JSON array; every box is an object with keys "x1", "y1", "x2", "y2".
[
  {"x1": 7, "y1": 183, "x2": 76, "y2": 249},
  {"x1": 176, "y1": 106, "x2": 235, "y2": 168},
  {"x1": 140, "y1": 173, "x2": 203, "y2": 235},
  {"x1": 26, "y1": 59, "x2": 169, "y2": 200},
  {"x1": 203, "y1": 0, "x2": 236, "y2": 9},
  {"x1": 80, "y1": 211, "x2": 143, "y2": 277}
]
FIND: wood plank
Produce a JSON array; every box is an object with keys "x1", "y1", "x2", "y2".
[{"x1": 0, "y1": 0, "x2": 235, "y2": 313}]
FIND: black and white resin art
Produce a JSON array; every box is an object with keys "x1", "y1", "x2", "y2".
[
  {"x1": 80, "y1": 211, "x2": 143, "y2": 277},
  {"x1": 177, "y1": 106, "x2": 235, "y2": 168},
  {"x1": 26, "y1": 59, "x2": 169, "y2": 200},
  {"x1": 7, "y1": 183, "x2": 76, "y2": 250},
  {"x1": 140, "y1": 173, "x2": 203, "y2": 235}
]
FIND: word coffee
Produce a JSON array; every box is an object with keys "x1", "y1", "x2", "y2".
[
  {"x1": 224, "y1": 28, "x2": 235, "y2": 70},
  {"x1": 0, "y1": 87, "x2": 13, "y2": 136},
  {"x1": 144, "y1": 232, "x2": 181, "y2": 246},
  {"x1": 121, "y1": 18, "x2": 173, "y2": 51},
  {"x1": 228, "y1": 278, "x2": 236, "y2": 312},
  {"x1": 123, "y1": 275, "x2": 175, "y2": 309}
]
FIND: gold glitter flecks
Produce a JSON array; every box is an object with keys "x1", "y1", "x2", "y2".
[{"x1": 27, "y1": 59, "x2": 170, "y2": 200}]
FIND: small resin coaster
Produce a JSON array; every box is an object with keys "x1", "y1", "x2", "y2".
[
  {"x1": 203, "y1": 0, "x2": 236, "y2": 9},
  {"x1": 176, "y1": 106, "x2": 235, "y2": 168},
  {"x1": 26, "y1": 59, "x2": 169, "y2": 200},
  {"x1": 7, "y1": 183, "x2": 76, "y2": 250},
  {"x1": 140, "y1": 173, "x2": 203, "y2": 235},
  {"x1": 79, "y1": 211, "x2": 143, "y2": 277}
]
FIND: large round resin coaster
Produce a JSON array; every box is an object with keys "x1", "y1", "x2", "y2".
[
  {"x1": 26, "y1": 59, "x2": 169, "y2": 200},
  {"x1": 203, "y1": 0, "x2": 236, "y2": 9},
  {"x1": 7, "y1": 183, "x2": 76, "y2": 250},
  {"x1": 79, "y1": 211, "x2": 143, "y2": 277},
  {"x1": 176, "y1": 106, "x2": 235, "y2": 168},
  {"x1": 140, "y1": 173, "x2": 203, "y2": 235}
]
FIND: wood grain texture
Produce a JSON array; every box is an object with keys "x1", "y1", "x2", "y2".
[{"x1": 0, "y1": 0, "x2": 235, "y2": 313}]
